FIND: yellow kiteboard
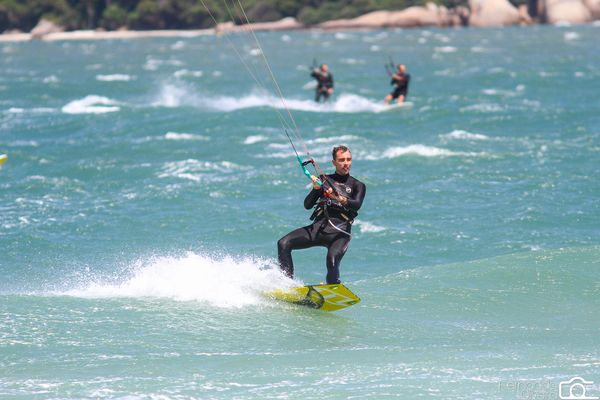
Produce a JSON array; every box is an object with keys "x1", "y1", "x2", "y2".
[
  {"x1": 0, "y1": 154, "x2": 7, "y2": 166},
  {"x1": 264, "y1": 283, "x2": 360, "y2": 312}
]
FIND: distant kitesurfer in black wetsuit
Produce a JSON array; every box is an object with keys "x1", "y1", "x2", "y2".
[
  {"x1": 277, "y1": 145, "x2": 366, "y2": 284},
  {"x1": 311, "y1": 63, "x2": 334, "y2": 103},
  {"x1": 385, "y1": 63, "x2": 410, "y2": 104}
]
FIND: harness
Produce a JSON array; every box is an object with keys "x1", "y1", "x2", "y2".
[{"x1": 310, "y1": 198, "x2": 353, "y2": 237}]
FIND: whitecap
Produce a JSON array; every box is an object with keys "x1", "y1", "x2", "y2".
[
  {"x1": 248, "y1": 48, "x2": 262, "y2": 56},
  {"x1": 460, "y1": 103, "x2": 503, "y2": 113},
  {"x1": 442, "y1": 130, "x2": 489, "y2": 141},
  {"x1": 435, "y1": 46, "x2": 457, "y2": 53},
  {"x1": 340, "y1": 58, "x2": 364, "y2": 65},
  {"x1": 153, "y1": 84, "x2": 188, "y2": 108},
  {"x1": 171, "y1": 40, "x2": 186, "y2": 50},
  {"x1": 164, "y1": 132, "x2": 209, "y2": 141},
  {"x1": 564, "y1": 31, "x2": 579, "y2": 41},
  {"x1": 96, "y1": 74, "x2": 134, "y2": 82},
  {"x1": 470, "y1": 47, "x2": 487, "y2": 53},
  {"x1": 309, "y1": 135, "x2": 360, "y2": 144},
  {"x1": 355, "y1": 220, "x2": 387, "y2": 233},
  {"x1": 364, "y1": 144, "x2": 479, "y2": 159},
  {"x1": 243, "y1": 135, "x2": 269, "y2": 145},
  {"x1": 62, "y1": 95, "x2": 121, "y2": 114},
  {"x1": 158, "y1": 159, "x2": 242, "y2": 182},
  {"x1": 174, "y1": 69, "x2": 203, "y2": 79},
  {"x1": 144, "y1": 58, "x2": 183, "y2": 71}
]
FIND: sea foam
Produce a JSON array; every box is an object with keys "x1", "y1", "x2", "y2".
[
  {"x1": 96, "y1": 74, "x2": 134, "y2": 82},
  {"x1": 62, "y1": 252, "x2": 294, "y2": 308},
  {"x1": 152, "y1": 83, "x2": 405, "y2": 114},
  {"x1": 364, "y1": 145, "x2": 480, "y2": 160},
  {"x1": 62, "y1": 95, "x2": 121, "y2": 114}
]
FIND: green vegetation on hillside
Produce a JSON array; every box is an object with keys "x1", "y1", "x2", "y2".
[{"x1": 0, "y1": 0, "x2": 524, "y2": 33}]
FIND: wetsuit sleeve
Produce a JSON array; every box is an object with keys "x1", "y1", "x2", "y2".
[
  {"x1": 329, "y1": 74, "x2": 334, "y2": 88},
  {"x1": 304, "y1": 188, "x2": 322, "y2": 210},
  {"x1": 345, "y1": 181, "x2": 366, "y2": 212}
]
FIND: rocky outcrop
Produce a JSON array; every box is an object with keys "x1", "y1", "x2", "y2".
[
  {"x1": 584, "y1": 0, "x2": 600, "y2": 18},
  {"x1": 542, "y1": 0, "x2": 593, "y2": 23},
  {"x1": 468, "y1": 0, "x2": 522, "y2": 26},
  {"x1": 30, "y1": 18, "x2": 64, "y2": 39},
  {"x1": 518, "y1": 5, "x2": 534, "y2": 25},
  {"x1": 319, "y1": 3, "x2": 457, "y2": 29},
  {"x1": 215, "y1": 17, "x2": 303, "y2": 33},
  {"x1": 388, "y1": 4, "x2": 456, "y2": 27},
  {"x1": 318, "y1": 11, "x2": 390, "y2": 29}
]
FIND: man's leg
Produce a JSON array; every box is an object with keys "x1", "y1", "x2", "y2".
[
  {"x1": 277, "y1": 225, "x2": 316, "y2": 279},
  {"x1": 325, "y1": 236, "x2": 351, "y2": 284}
]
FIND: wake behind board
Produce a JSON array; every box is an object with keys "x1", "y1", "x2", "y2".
[{"x1": 264, "y1": 283, "x2": 360, "y2": 312}]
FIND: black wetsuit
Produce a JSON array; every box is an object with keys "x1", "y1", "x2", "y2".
[
  {"x1": 277, "y1": 172, "x2": 366, "y2": 284},
  {"x1": 390, "y1": 72, "x2": 410, "y2": 99},
  {"x1": 311, "y1": 69, "x2": 334, "y2": 102}
]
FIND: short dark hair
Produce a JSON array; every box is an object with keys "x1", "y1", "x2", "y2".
[{"x1": 332, "y1": 145, "x2": 350, "y2": 160}]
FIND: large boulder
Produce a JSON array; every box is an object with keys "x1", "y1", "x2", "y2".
[
  {"x1": 543, "y1": 0, "x2": 592, "y2": 23},
  {"x1": 469, "y1": 0, "x2": 521, "y2": 26},
  {"x1": 319, "y1": 3, "x2": 454, "y2": 29},
  {"x1": 583, "y1": 0, "x2": 600, "y2": 19},
  {"x1": 518, "y1": 4, "x2": 534, "y2": 25},
  {"x1": 318, "y1": 11, "x2": 391, "y2": 29},
  {"x1": 30, "y1": 18, "x2": 64, "y2": 39},
  {"x1": 388, "y1": 4, "x2": 453, "y2": 27}
]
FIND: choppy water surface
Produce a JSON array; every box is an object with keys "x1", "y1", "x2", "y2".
[{"x1": 1, "y1": 25, "x2": 599, "y2": 399}]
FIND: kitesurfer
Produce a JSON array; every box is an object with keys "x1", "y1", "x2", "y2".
[
  {"x1": 311, "y1": 63, "x2": 334, "y2": 103},
  {"x1": 277, "y1": 145, "x2": 366, "y2": 284},
  {"x1": 384, "y1": 63, "x2": 410, "y2": 104}
]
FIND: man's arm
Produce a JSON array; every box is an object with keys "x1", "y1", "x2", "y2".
[
  {"x1": 345, "y1": 181, "x2": 366, "y2": 211},
  {"x1": 304, "y1": 188, "x2": 321, "y2": 209}
]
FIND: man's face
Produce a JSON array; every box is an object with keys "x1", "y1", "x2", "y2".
[
  {"x1": 332, "y1": 150, "x2": 352, "y2": 175},
  {"x1": 322, "y1": 64, "x2": 328, "y2": 72}
]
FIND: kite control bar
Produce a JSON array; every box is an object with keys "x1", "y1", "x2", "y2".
[{"x1": 297, "y1": 156, "x2": 323, "y2": 186}]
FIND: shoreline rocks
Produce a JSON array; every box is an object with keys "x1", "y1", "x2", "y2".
[
  {"x1": 468, "y1": 0, "x2": 522, "y2": 27},
  {"x1": 30, "y1": 19, "x2": 64, "y2": 39},
  {"x1": 1, "y1": 3, "x2": 600, "y2": 42},
  {"x1": 542, "y1": 0, "x2": 593, "y2": 24}
]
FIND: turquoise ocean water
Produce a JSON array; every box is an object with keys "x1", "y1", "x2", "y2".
[{"x1": 1, "y1": 25, "x2": 600, "y2": 399}]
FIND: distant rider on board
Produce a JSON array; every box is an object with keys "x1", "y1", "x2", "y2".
[
  {"x1": 311, "y1": 63, "x2": 334, "y2": 103},
  {"x1": 385, "y1": 63, "x2": 410, "y2": 104},
  {"x1": 277, "y1": 145, "x2": 366, "y2": 284}
]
